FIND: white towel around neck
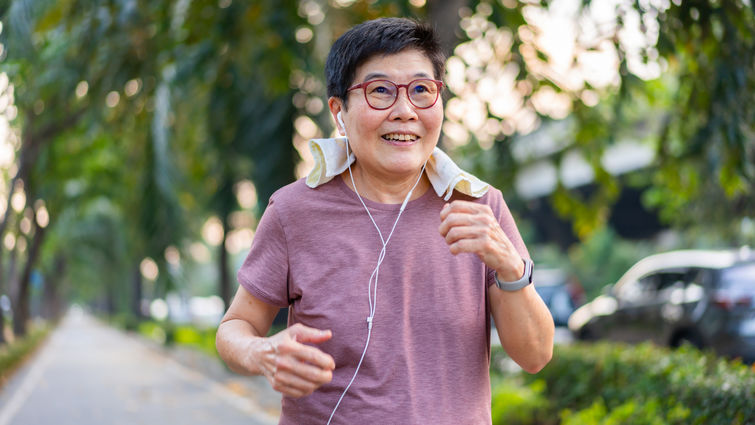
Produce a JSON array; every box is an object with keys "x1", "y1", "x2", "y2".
[{"x1": 305, "y1": 137, "x2": 490, "y2": 201}]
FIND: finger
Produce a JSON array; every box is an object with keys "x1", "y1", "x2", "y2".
[
  {"x1": 283, "y1": 354, "x2": 334, "y2": 385},
  {"x1": 274, "y1": 357, "x2": 332, "y2": 391},
  {"x1": 439, "y1": 211, "x2": 480, "y2": 236},
  {"x1": 287, "y1": 323, "x2": 333, "y2": 344},
  {"x1": 448, "y1": 238, "x2": 486, "y2": 256},
  {"x1": 441, "y1": 200, "x2": 486, "y2": 219},
  {"x1": 276, "y1": 337, "x2": 335, "y2": 370},
  {"x1": 444, "y1": 225, "x2": 486, "y2": 246},
  {"x1": 290, "y1": 343, "x2": 336, "y2": 371},
  {"x1": 270, "y1": 370, "x2": 318, "y2": 397}
]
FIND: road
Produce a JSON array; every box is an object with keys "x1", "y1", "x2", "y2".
[{"x1": 0, "y1": 307, "x2": 280, "y2": 425}]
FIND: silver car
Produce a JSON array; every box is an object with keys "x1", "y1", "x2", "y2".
[{"x1": 568, "y1": 248, "x2": 755, "y2": 363}]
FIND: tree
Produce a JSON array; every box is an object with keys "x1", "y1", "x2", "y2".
[{"x1": 441, "y1": 0, "x2": 754, "y2": 241}]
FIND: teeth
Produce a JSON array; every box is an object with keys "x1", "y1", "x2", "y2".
[{"x1": 383, "y1": 133, "x2": 418, "y2": 141}]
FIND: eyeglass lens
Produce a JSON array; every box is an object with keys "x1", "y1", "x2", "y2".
[{"x1": 364, "y1": 80, "x2": 439, "y2": 109}]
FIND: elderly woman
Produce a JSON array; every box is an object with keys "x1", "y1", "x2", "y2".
[{"x1": 216, "y1": 17, "x2": 554, "y2": 424}]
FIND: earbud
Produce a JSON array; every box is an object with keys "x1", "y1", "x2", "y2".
[{"x1": 337, "y1": 111, "x2": 347, "y2": 137}]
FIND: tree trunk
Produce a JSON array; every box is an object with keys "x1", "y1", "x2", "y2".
[
  {"x1": 0, "y1": 108, "x2": 85, "y2": 294},
  {"x1": 132, "y1": 264, "x2": 144, "y2": 318},
  {"x1": 0, "y1": 173, "x2": 20, "y2": 283},
  {"x1": 12, "y1": 221, "x2": 46, "y2": 337},
  {"x1": 219, "y1": 214, "x2": 231, "y2": 311},
  {"x1": 1, "y1": 246, "x2": 19, "y2": 344},
  {"x1": 426, "y1": 0, "x2": 468, "y2": 59},
  {"x1": 104, "y1": 276, "x2": 116, "y2": 316},
  {"x1": 0, "y1": 295, "x2": 5, "y2": 345},
  {"x1": 42, "y1": 254, "x2": 65, "y2": 321}
]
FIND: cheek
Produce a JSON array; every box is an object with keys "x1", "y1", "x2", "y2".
[
  {"x1": 423, "y1": 109, "x2": 444, "y2": 134},
  {"x1": 352, "y1": 111, "x2": 388, "y2": 135}
]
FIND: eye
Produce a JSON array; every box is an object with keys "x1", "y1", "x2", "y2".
[
  {"x1": 366, "y1": 81, "x2": 396, "y2": 96},
  {"x1": 411, "y1": 81, "x2": 436, "y2": 95},
  {"x1": 413, "y1": 84, "x2": 429, "y2": 94}
]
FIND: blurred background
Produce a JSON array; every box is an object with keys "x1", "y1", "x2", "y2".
[
  {"x1": 0, "y1": 0, "x2": 753, "y2": 386},
  {"x1": 0, "y1": 0, "x2": 753, "y2": 423}
]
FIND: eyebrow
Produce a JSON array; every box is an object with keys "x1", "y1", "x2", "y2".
[{"x1": 361, "y1": 72, "x2": 432, "y2": 82}]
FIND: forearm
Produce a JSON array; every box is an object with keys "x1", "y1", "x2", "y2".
[
  {"x1": 490, "y1": 285, "x2": 554, "y2": 373},
  {"x1": 215, "y1": 318, "x2": 271, "y2": 376}
]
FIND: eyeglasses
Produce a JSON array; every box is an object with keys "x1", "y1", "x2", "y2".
[{"x1": 347, "y1": 79, "x2": 444, "y2": 110}]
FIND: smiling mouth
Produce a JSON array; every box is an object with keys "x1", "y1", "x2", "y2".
[{"x1": 382, "y1": 133, "x2": 419, "y2": 142}]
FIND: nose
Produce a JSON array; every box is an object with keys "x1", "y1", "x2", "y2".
[{"x1": 388, "y1": 87, "x2": 418, "y2": 121}]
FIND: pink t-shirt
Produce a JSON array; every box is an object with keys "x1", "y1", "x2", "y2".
[{"x1": 237, "y1": 177, "x2": 528, "y2": 424}]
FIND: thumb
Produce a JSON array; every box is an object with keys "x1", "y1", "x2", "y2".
[{"x1": 288, "y1": 324, "x2": 332, "y2": 344}]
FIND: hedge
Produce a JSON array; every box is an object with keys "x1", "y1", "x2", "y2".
[
  {"x1": 0, "y1": 325, "x2": 51, "y2": 387},
  {"x1": 131, "y1": 320, "x2": 218, "y2": 357},
  {"x1": 491, "y1": 342, "x2": 755, "y2": 425}
]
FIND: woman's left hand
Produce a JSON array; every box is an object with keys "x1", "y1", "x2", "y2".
[{"x1": 439, "y1": 200, "x2": 524, "y2": 281}]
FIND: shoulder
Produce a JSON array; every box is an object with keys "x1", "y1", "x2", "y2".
[
  {"x1": 264, "y1": 177, "x2": 347, "y2": 224},
  {"x1": 268, "y1": 178, "x2": 310, "y2": 205},
  {"x1": 268, "y1": 177, "x2": 337, "y2": 207},
  {"x1": 477, "y1": 186, "x2": 505, "y2": 206}
]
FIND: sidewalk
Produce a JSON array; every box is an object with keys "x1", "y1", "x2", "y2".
[{"x1": 0, "y1": 307, "x2": 281, "y2": 425}]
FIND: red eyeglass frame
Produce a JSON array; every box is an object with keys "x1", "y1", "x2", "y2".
[{"x1": 346, "y1": 79, "x2": 444, "y2": 110}]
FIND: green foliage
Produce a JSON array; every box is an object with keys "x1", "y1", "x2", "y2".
[
  {"x1": 2, "y1": 0, "x2": 753, "y2": 329},
  {"x1": 450, "y1": 1, "x2": 755, "y2": 239},
  {"x1": 491, "y1": 378, "x2": 552, "y2": 425},
  {"x1": 133, "y1": 319, "x2": 217, "y2": 357},
  {"x1": 491, "y1": 342, "x2": 755, "y2": 425},
  {"x1": 560, "y1": 397, "x2": 690, "y2": 425},
  {"x1": 566, "y1": 227, "x2": 652, "y2": 299},
  {"x1": 0, "y1": 324, "x2": 50, "y2": 383},
  {"x1": 172, "y1": 324, "x2": 218, "y2": 357}
]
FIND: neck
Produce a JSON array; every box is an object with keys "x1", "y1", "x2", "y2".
[{"x1": 340, "y1": 163, "x2": 430, "y2": 204}]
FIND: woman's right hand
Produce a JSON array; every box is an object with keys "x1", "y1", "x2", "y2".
[{"x1": 255, "y1": 323, "x2": 335, "y2": 398}]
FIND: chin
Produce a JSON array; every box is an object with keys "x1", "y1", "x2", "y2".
[{"x1": 382, "y1": 158, "x2": 429, "y2": 176}]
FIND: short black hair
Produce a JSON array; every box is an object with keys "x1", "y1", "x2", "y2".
[{"x1": 325, "y1": 18, "x2": 445, "y2": 109}]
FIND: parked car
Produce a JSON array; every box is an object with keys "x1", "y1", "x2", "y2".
[
  {"x1": 568, "y1": 248, "x2": 755, "y2": 363},
  {"x1": 534, "y1": 268, "x2": 578, "y2": 327}
]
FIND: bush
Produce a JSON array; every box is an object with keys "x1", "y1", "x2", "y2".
[
  {"x1": 559, "y1": 397, "x2": 690, "y2": 425},
  {"x1": 491, "y1": 378, "x2": 553, "y2": 425},
  {"x1": 172, "y1": 325, "x2": 217, "y2": 357},
  {"x1": 491, "y1": 342, "x2": 755, "y2": 425},
  {"x1": 0, "y1": 325, "x2": 51, "y2": 386},
  {"x1": 133, "y1": 320, "x2": 218, "y2": 357}
]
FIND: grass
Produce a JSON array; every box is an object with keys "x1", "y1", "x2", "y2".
[{"x1": 0, "y1": 323, "x2": 52, "y2": 390}]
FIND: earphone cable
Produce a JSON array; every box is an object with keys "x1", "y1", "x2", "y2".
[{"x1": 326, "y1": 138, "x2": 426, "y2": 425}]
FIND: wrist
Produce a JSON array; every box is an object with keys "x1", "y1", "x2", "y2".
[
  {"x1": 494, "y1": 258, "x2": 533, "y2": 292},
  {"x1": 495, "y1": 258, "x2": 526, "y2": 283},
  {"x1": 246, "y1": 337, "x2": 275, "y2": 375}
]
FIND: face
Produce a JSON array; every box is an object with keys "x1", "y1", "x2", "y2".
[{"x1": 329, "y1": 49, "x2": 444, "y2": 181}]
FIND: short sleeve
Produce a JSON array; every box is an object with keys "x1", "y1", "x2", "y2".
[
  {"x1": 236, "y1": 199, "x2": 291, "y2": 308},
  {"x1": 484, "y1": 189, "x2": 530, "y2": 288}
]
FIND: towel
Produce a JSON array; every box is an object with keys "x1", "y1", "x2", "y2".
[{"x1": 306, "y1": 137, "x2": 490, "y2": 201}]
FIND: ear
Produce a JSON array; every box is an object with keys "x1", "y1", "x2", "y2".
[{"x1": 328, "y1": 97, "x2": 346, "y2": 136}]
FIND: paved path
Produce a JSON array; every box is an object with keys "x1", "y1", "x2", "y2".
[{"x1": 0, "y1": 307, "x2": 280, "y2": 425}]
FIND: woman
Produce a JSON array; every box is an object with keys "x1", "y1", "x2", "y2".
[{"x1": 216, "y1": 17, "x2": 554, "y2": 424}]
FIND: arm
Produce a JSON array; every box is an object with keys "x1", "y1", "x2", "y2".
[
  {"x1": 216, "y1": 286, "x2": 336, "y2": 397},
  {"x1": 439, "y1": 200, "x2": 554, "y2": 373}
]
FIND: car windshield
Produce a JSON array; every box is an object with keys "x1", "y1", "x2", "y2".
[
  {"x1": 720, "y1": 263, "x2": 755, "y2": 295},
  {"x1": 719, "y1": 263, "x2": 755, "y2": 307}
]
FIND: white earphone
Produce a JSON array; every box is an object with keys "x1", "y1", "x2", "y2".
[
  {"x1": 337, "y1": 111, "x2": 347, "y2": 137},
  {"x1": 326, "y1": 110, "x2": 427, "y2": 424}
]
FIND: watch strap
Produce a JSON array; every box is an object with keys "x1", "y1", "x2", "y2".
[{"x1": 494, "y1": 258, "x2": 533, "y2": 292}]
